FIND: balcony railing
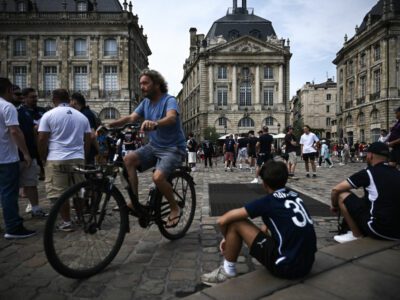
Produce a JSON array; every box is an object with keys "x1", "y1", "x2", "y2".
[
  {"x1": 370, "y1": 92, "x2": 380, "y2": 101},
  {"x1": 74, "y1": 51, "x2": 87, "y2": 57},
  {"x1": 356, "y1": 96, "x2": 365, "y2": 105},
  {"x1": 104, "y1": 51, "x2": 118, "y2": 57}
]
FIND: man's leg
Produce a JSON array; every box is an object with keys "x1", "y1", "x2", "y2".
[
  {"x1": 338, "y1": 192, "x2": 363, "y2": 237},
  {"x1": 123, "y1": 152, "x2": 141, "y2": 197}
]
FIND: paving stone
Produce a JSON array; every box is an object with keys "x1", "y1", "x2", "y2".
[
  {"x1": 144, "y1": 267, "x2": 169, "y2": 280},
  {"x1": 202, "y1": 252, "x2": 221, "y2": 262},
  {"x1": 33, "y1": 293, "x2": 67, "y2": 300},
  {"x1": 45, "y1": 276, "x2": 81, "y2": 293},
  {"x1": 169, "y1": 269, "x2": 197, "y2": 281},
  {"x1": 22, "y1": 255, "x2": 48, "y2": 268},
  {"x1": 126, "y1": 253, "x2": 153, "y2": 263},
  {"x1": 202, "y1": 247, "x2": 218, "y2": 254},
  {"x1": 355, "y1": 249, "x2": 400, "y2": 278},
  {"x1": 136, "y1": 279, "x2": 165, "y2": 295},
  {"x1": 261, "y1": 283, "x2": 342, "y2": 299},
  {"x1": 109, "y1": 272, "x2": 142, "y2": 288},
  {"x1": 172, "y1": 259, "x2": 197, "y2": 269},
  {"x1": 0, "y1": 277, "x2": 15, "y2": 292},
  {"x1": 74, "y1": 283, "x2": 106, "y2": 298},
  {"x1": 99, "y1": 287, "x2": 133, "y2": 300}
]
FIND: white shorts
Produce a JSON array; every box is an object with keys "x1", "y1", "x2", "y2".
[
  {"x1": 188, "y1": 152, "x2": 197, "y2": 164},
  {"x1": 237, "y1": 147, "x2": 248, "y2": 160}
]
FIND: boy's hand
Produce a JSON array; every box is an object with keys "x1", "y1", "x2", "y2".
[{"x1": 219, "y1": 238, "x2": 226, "y2": 254}]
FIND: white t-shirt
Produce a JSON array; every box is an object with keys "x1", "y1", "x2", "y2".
[
  {"x1": 300, "y1": 132, "x2": 319, "y2": 154},
  {"x1": 0, "y1": 97, "x2": 19, "y2": 164},
  {"x1": 38, "y1": 104, "x2": 91, "y2": 161}
]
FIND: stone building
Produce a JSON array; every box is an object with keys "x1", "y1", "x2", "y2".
[
  {"x1": 332, "y1": 0, "x2": 400, "y2": 144},
  {"x1": 179, "y1": 0, "x2": 291, "y2": 141},
  {"x1": 0, "y1": 0, "x2": 151, "y2": 121},
  {"x1": 291, "y1": 79, "x2": 337, "y2": 140}
]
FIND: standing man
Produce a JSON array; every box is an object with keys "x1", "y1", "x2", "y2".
[
  {"x1": 236, "y1": 133, "x2": 249, "y2": 170},
  {"x1": 247, "y1": 130, "x2": 258, "y2": 172},
  {"x1": 38, "y1": 89, "x2": 91, "y2": 231},
  {"x1": 202, "y1": 139, "x2": 214, "y2": 168},
  {"x1": 18, "y1": 88, "x2": 47, "y2": 217},
  {"x1": 300, "y1": 125, "x2": 319, "y2": 178},
  {"x1": 223, "y1": 134, "x2": 236, "y2": 172},
  {"x1": 187, "y1": 133, "x2": 198, "y2": 172},
  {"x1": 331, "y1": 142, "x2": 400, "y2": 243},
  {"x1": 387, "y1": 107, "x2": 400, "y2": 168},
  {"x1": 284, "y1": 125, "x2": 298, "y2": 178},
  {"x1": 70, "y1": 92, "x2": 98, "y2": 165},
  {"x1": 0, "y1": 78, "x2": 36, "y2": 239},
  {"x1": 109, "y1": 69, "x2": 186, "y2": 227},
  {"x1": 251, "y1": 126, "x2": 273, "y2": 183}
]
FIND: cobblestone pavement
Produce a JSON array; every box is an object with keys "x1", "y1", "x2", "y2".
[{"x1": 0, "y1": 157, "x2": 364, "y2": 299}]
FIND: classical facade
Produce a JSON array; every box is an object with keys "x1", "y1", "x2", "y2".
[
  {"x1": 0, "y1": 0, "x2": 151, "y2": 121},
  {"x1": 291, "y1": 79, "x2": 337, "y2": 140},
  {"x1": 179, "y1": 0, "x2": 291, "y2": 141},
  {"x1": 332, "y1": 0, "x2": 400, "y2": 144}
]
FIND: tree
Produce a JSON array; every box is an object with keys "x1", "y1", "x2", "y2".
[{"x1": 203, "y1": 127, "x2": 219, "y2": 143}]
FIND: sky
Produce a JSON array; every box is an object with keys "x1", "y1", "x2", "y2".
[{"x1": 127, "y1": 0, "x2": 378, "y2": 97}]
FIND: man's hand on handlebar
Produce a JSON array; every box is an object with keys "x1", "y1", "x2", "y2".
[{"x1": 141, "y1": 120, "x2": 158, "y2": 131}]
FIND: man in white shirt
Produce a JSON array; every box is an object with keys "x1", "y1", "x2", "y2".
[
  {"x1": 38, "y1": 89, "x2": 91, "y2": 231},
  {"x1": 0, "y1": 77, "x2": 36, "y2": 239},
  {"x1": 300, "y1": 125, "x2": 319, "y2": 178}
]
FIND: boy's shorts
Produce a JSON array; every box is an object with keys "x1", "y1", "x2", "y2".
[{"x1": 250, "y1": 231, "x2": 314, "y2": 279}]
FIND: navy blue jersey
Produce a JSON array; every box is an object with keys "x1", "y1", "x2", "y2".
[
  {"x1": 17, "y1": 105, "x2": 38, "y2": 160},
  {"x1": 224, "y1": 138, "x2": 236, "y2": 152},
  {"x1": 259, "y1": 134, "x2": 273, "y2": 154},
  {"x1": 245, "y1": 188, "x2": 317, "y2": 267},
  {"x1": 238, "y1": 137, "x2": 248, "y2": 148}
]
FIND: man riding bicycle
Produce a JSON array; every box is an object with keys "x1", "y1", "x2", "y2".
[{"x1": 109, "y1": 69, "x2": 186, "y2": 228}]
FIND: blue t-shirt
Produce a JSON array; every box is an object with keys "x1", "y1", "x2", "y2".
[
  {"x1": 135, "y1": 94, "x2": 186, "y2": 151},
  {"x1": 245, "y1": 188, "x2": 317, "y2": 267}
]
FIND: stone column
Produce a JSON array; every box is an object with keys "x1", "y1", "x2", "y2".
[
  {"x1": 208, "y1": 65, "x2": 213, "y2": 104},
  {"x1": 255, "y1": 65, "x2": 260, "y2": 104},
  {"x1": 232, "y1": 64, "x2": 237, "y2": 105},
  {"x1": 278, "y1": 64, "x2": 284, "y2": 103}
]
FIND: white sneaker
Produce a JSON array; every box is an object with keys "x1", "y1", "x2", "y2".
[
  {"x1": 334, "y1": 231, "x2": 358, "y2": 244},
  {"x1": 250, "y1": 178, "x2": 259, "y2": 184},
  {"x1": 201, "y1": 266, "x2": 236, "y2": 286},
  {"x1": 329, "y1": 165, "x2": 334, "y2": 168},
  {"x1": 25, "y1": 203, "x2": 32, "y2": 213}
]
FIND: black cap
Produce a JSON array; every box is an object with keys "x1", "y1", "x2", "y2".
[
  {"x1": 395, "y1": 107, "x2": 400, "y2": 113},
  {"x1": 367, "y1": 142, "x2": 390, "y2": 157}
]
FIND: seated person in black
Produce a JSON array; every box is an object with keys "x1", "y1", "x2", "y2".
[
  {"x1": 201, "y1": 161, "x2": 317, "y2": 285},
  {"x1": 331, "y1": 142, "x2": 400, "y2": 243}
]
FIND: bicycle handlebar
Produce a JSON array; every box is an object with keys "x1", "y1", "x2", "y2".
[{"x1": 99, "y1": 123, "x2": 141, "y2": 134}]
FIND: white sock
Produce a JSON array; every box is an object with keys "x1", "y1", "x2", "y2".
[{"x1": 223, "y1": 259, "x2": 236, "y2": 276}]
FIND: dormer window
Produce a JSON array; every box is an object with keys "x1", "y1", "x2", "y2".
[
  {"x1": 77, "y1": 1, "x2": 87, "y2": 12},
  {"x1": 228, "y1": 30, "x2": 240, "y2": 40},
  {"x1": 17, "y1": 1, "x2": 27, "y2": 12},
  {"x1": 250, "y1": 30, "x2": 261, "y2": 39}
]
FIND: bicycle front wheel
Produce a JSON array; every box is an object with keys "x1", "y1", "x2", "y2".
[
  {"x1": 157, "y1": 171, "x2": 196, "y2": 240},
  {"x1": 44, "y1": 180, "x2": 128, "y2": 278}
]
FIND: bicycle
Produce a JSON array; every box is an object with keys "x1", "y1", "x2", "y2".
[{"x1": 43, "y1": 123, "x2": 196, "y2": 278}]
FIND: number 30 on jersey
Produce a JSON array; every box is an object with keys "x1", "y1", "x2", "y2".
[{"x1": 284, "y1": 198, "x2": 313, "y2": 227}]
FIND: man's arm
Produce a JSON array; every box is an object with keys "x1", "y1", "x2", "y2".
[
  {"x1": 109, "y1": 112, "x2": 141, "y2": 128},
  {"x1": 388, "y1": 137, "x2": 400, "y2": 147},
  {"x1": 9, "y1": 125, "x2": 32, "y2": 167},
  {"x1": 217, "y1": 207, "x2": 249, "y2": 237},
  {"x1": 256, "y1": 141, "x2": 260, "y2": 154},
  {"x1": 38, "y1": 132, "x2": 50, "y2": 163},
  {"x1": 141, "y1": 109, "x2": 178, "y2": 131},
  {"x1": 331, "y1": 180, "x2": 353, "y2": 209}
]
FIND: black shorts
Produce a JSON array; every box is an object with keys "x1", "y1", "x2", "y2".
[
  {"x1": 390, "y1": 147, "x2": 400, "y2": 165},
  {"x1": 344, "y1": 193, "x2": 376, "y2": 237},
  {"x1": 248, "y1": 150, "x2": 256, "y2": 158},
  {"x1": 250, "y1": 232, "x2": 314, "y2": 279},
  {"x1": 302, "y1": 152, "x2": 316, "y2": 162},
  {"x1": 256, "y1": 153, "x2": 272, "y2": 166}
]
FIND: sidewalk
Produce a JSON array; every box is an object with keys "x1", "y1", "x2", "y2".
[{"x1": 0, "y1": 159, "x2": 389, "y2": 299}]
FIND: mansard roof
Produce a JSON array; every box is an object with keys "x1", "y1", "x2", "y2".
[
  {"x1": 0, "y1": 0, "x2": 123, "y2": 12},
  {"x1": 358, "y1": 0, "x2": 400, "y2": 34}
]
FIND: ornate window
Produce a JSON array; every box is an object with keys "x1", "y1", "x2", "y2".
[
  {"x1": 326, "y1": 117, "x2": 331, "y2": 127},
  {"x1": 371, "y1": 110, "x2": 379, "y2": 121},
  {"x1": 238, "y1": 117, "x2": 254, "y2": 127},
  {"x1": 326, "y1": 93, "x2": 331, "y2": 100},
  {"x1": 13, "y1": 66, "x2": 27, "y2": 89},
  {"x1": 74, "y1": 66, "x2": 88, "y2": 93},
  {"x1": 250, "y1": 29, "x2": 261, "y2": 38},
  {"x1": 43, "y1": 66, "x2": 58, "y2": 94},
  {"x1": 264, "y1": 117, "x2": 274, "y2": 126},
  {"x1": 104, "y1": 66, "x2": 118, "y2": 93},
  {"x1": 264, "y1": 66, "x2": 273, "y2": 79},
  {"x1": 217, "y1": 87, "x2": 228, "y2": 106},
  {"x1": 104, "y1": 38, "x2": 117, "y2": 56},
  {"x1": 217, "y1": 66, "x2": 227, "y2": 79},
  {"x1": 228, "y1": 30, "x2": 240, "y2": 40},
  {"x1": 263, "y1": 87, "x2": 274, "y2": 106},
  {"x1": 360, "y1": 76, "x2": 366, "y2": 97},
  {"x1": 74, "y1": 39, "x2": 87, "y2": 57},
  {"x1": 44, "y1": 39, "x2": 56, "y2": 57},
  {"x1": 374, "y1": 69, "x2": 381, "y2": 93},
  {"x1": 345, "y1": 115, "x2": 353, "y2": 126},
  {"x1": 358, "y1": 112, "x2": 365, "y2": 125},
  {"x1": 100, "y1": 107, "x2": 120, "y2": 120},
  {"x1": 14, "y1": 39, "x2": 26, "y2": 56},
  {"x1": 374, "y1": 44, "x2": 381, "y2": 61},
  {"x1": 371, "y1": 128, "x2": 380, "y2": 142},
  {"x1": 17, "y1": 1, "x2": 26, "y2": 12},
  {"x1": 218, "y1": 117, "x2": 227, "y2": 127},
  {"x1": 77, "y1": 1, "x2": 87, "y2": 12}
]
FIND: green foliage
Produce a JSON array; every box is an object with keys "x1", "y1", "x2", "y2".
[{"x1": 203, "y1": 127, "x2": 219, "y2": 143}]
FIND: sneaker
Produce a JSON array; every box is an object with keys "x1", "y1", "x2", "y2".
[
  {"x1": 334, "y1": 231, "x2": 358, "y2": 244},
  {"x1": 329, "y1": 165, "x2": 334, "y2": 168},
  {"x1": 4, "y1": 226, "x2": 37, "y2": 239},
  {"x1": 312, "y1": 174, "x2": 317, "y2": 178},
  {"x1": 306, "y1": 174, "x2": 310, "y2": 178},
  {"x1": 316, "y1": 165, "x2": 321, "y2": 168},
  {"x1": 250, "y1": 178, "x2": 259, "y2": 184},
  {"x1": 201, "y1": 266, "x2": 236, "y2": 286},
  {"x1": 25, "y1": 203, "x2": 32, "y2": 213},
  {"x1": 57, "y1": 221, "x2": 73, "y2": 232},
  {"x1": 31, "y1": 209, "x2": 48, "y2": 218}
]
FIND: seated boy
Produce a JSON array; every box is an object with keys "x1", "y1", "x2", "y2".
[{"x1": 201, "y1": 161, "x2": 317, "y2": 285}]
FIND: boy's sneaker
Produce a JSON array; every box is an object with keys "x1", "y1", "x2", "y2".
[
  {"x1": 57, "y1": 221, "x2": 73, "y2": 232},
  {"x1": 250, "y1": 178, "x2": 259, "y2": 184},
  {"x1": 201, "y1": 266, "x2": 236, "y2": 286},
  {"x1": 31, "y1": 209, "x2": 48, "y2": 218},
  {"x1": 334, "y1": 231, "x2": 358, "y2": 244},
  {"x1": 4, "y1": 226, "x2": 37, "y2": 239}
]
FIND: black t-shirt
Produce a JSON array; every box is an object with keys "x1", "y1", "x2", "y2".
[
  {"x1": 285, "y1": 133, "x2": 297, "y2": 153},
  {"x1": 187, "y1": 139, "x2": 197, "y2": 152},
  {"x1": 17, "y1": 106, "x2": 38, "y2": 160},
  {"x1": 247, "y1": 136, "x2": 258, "y2": 153},
  {"x1": 224, "y1": 138, "x2": 236, "y2": 152},
  {"x1": 25, "y1": 106, "x2": 46, "y2": 123},
  {"x1": 80, "y1": 107, "x2": 97, "y2": 130},
  {"x1": 259, "y1": 133, "x2": 273, "y2": 154},
  {"x1": 238, "y1": 137, "x2": 248, "y2": 148},
  {"x1": 202, "y1": 140, "x2": 214, "y2": 155},
  {"x1": 347, "y1": 162, "x2": 400, "y2": 239},
  {"x1": 245, "y1": 188, "x2": 317, "y2": 268}
]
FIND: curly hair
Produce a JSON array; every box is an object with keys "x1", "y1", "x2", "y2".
[{"x1": 139, "y1": 69, "x2": 168, "y2": 93}]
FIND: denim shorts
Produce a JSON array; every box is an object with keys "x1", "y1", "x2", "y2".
[{"x1": 135, "y1": 144, "x2": 185, "y2": 177}]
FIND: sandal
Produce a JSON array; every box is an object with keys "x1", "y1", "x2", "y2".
[{"x1": 165, "y1": 210, "x2": 182, "y2": 228}]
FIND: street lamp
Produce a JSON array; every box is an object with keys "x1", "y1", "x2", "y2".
[
  {"x1": 224, "y1": 124, "x2": 227, "y2": 134},
  {"x1": 277, "y1": 123, "x2": 281, "y2": 134}
]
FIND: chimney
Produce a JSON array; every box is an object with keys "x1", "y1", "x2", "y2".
[
  {"x1": 242, "y1": 0, "x2": 247, "y2": 10},
  {"x1": 233, "y1": 0, "x2": 237, "y2": 13},
  {"x1": 189, "y1": 27, "x2": 197, "y2": 49}
]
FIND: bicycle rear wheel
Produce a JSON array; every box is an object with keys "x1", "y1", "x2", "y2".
[
  {"x1": 157, "y1": 171, "x2": 196, "y2": 240},
  {"x1": 44, "y1": 180, "x2": 128, "y2": 278}
]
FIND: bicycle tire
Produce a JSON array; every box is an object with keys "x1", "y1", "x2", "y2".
[
  {"x1": 43, "y1": 180, "x2": 129, "y2": 278},
  {"x1": 156, "y1": 171, "x2": 196, "y2": 240}
]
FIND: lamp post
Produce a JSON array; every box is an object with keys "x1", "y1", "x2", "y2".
[
  {"x1": 277, "y1": 123, "x2": 281, "y2": 134},
  {"x1": 224, "y1": 124, "x2": 227, "y2": 135}
]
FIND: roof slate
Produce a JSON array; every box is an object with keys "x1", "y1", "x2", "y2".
[{"x1": 1, "y1": 0, "x2": 122, "y2": 12}]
